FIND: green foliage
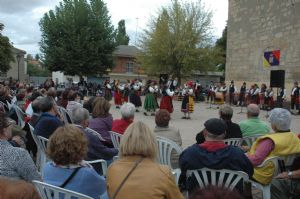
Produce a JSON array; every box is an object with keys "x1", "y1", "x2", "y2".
[
  {"x1": 39, "y1": 0, "x2": 116, "y2": 76},
  {"x1": 35, "y1": 54, "x2": 40, "y2": 61},
  {"x1": 115, "y1": 19, "x2": 130, "y2": 45},
  {"x1": 27, "y1": 63, "x2": 50, "y2": 77},
  {"x1": 215, "y1": 25, "x2": 227, "y2": 71},
  {"x1": 0, "y1": 23, "x2": 14, "y2": 72},
  {"x1": 138, "y1": 0, "x2": 213, "y2": 83},
  {"x1": 27, "y1": 54, "x2": 33, "y2": 60}
]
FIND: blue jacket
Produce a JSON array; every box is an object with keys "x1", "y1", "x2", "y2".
[
  {"x1": 179, "y1": 144, "x2": 253, "y2": 192},
  {"x1": 43, "y1": 162, "x2": 108, "y2": 199},
  {"x1": 34, "y1": 113, "x2": 63, "y2": 138}
]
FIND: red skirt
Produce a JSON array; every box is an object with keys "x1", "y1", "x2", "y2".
[
  {"x1": 160, "y1": 96, "x2": 173, "y2": 113},
  {"x1": 114, "y1": 92, "x2": 123, "y2": 105},
  {"x1": 123, "y1": 96, "x2": 128, "y2": 102}
]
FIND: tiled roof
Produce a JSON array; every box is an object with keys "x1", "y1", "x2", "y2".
[{"x1": 113, "y1": 45, "x2": 140, "y2": 57}]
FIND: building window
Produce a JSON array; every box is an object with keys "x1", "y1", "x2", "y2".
[{"x1": 126, "y1": 62, "x2": 134, "y2": 73}]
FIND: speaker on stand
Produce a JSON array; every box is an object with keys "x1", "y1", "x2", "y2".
[{"x1": 269, "y1": 70, "x2": 285, "y2": 116}]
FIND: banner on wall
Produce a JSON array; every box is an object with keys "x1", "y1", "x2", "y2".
[{"x1": 263, "y1": 50, "x2": 280, "y2": 67}]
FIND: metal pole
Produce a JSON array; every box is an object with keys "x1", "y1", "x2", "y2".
[{"x1": 16, "y1": 53, "x2": 21, "y2": 81}]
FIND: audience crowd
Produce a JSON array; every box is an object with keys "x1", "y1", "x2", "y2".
[{"x1": 0, "y1": 82, "x2": 300, "y2": 199}]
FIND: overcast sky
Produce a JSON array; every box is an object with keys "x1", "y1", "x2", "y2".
[{"x1": 0, "y1": 0, "x2": 228, "y2": 56}]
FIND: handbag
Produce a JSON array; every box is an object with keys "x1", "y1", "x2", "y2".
[{"x1": 112, "y1": 157, "x2": 144, "y2": 199}]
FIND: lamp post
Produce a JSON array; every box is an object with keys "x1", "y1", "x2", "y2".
[{"x1": 16, "y1": 53, "x2": 22, "y2": 81}]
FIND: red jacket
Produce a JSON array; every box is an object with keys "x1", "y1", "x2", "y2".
[{"x1": 112, "y1": 119, "x2": 132, "y2": 134}]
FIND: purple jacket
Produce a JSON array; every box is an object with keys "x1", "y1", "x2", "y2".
[{"x1": 88, "y1": 114, "x2": 113, "y2": 143}]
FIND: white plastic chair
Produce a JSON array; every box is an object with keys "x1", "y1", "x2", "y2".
[
  {"x1": 186, "y1": 168, "x2": 249, "y2": 192},
  {"x1": 57, "y1": 106, "x2": 73, "y2": 124},
  {"x1": 28, "y1": 124, "x2": 42, "y2": 171},
  {"x1": 36, "y1": 136, "x2": 49, "y2": 173},
  {"x1": 156, "y1": 136, "x2": 183, "y2": 169},
  {"x1": 279, "y1": 153, "x2": 300, "y2": 169},
  {"x1": 249, "y1": 156, "x2": 280, "y2": 199},
  {"x1": 12, "y1": 104, "x2": 26, "y2": 128},
  {"x1": 224, "y1": 138, "x2": 242, "y2": 147},
  {"x1": 86, "y1": 159, "x2": 108, "y2": 176},
  {"x1": 33, "y1": 180, "x2": 93, "y2": 199},
  {"x1": 172, "y1": 168, "x2": 181, "y2": 185},
  {"x1": 242, "y1": 134, "x2": 264, "y2": 147},
  {"x1": 110, "y1": 131, "x2": 122, "y2": 149}
]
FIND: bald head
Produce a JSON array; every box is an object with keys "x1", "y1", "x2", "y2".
[{"x1": 247, "y1": 104, "x2": 260, "y2": 118}]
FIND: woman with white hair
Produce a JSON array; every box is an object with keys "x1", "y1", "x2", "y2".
[
  {"x1": 112, "y1": 103, "x2": 135, "y2": 134},
  {"x1": 247, "y1": 108, "x2": 300, "y2": 185},
  {"x1": 106, "y1": 121, "x2": 183, "y2": 199}
]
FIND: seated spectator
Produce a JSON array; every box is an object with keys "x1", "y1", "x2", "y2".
[
  {"x1": 16, "y1": 88, "x2": 26, "y2": 111},
  {"x1": 106, "y1": 121, "x2": 183, "y2": 199},
  {"x1": 25, "y1": 91, "x2": 42, "y2": 117},
  {"x1": 44, "y1": 125, "x2": 108, "y2": 199},
  {"x1": 0, "y1": 113, "x2": 41, "y2": 182},
  {"x1": 89, "y1": 97, "x2": 113, "y2": 147},
  {"x1": 34, "y1": 96, "x2": 63, "y2": 138},
  {"x1": 83, "y1": 96, "x2": 96, "y2": 113},
  {"x1": 0, "y1": 178, "x2": 41, "y2": 199},
  {"x1": 239, "y1": 104, "x2": 270, "y2": 137},
  {"x1": 46, "y1": 87, "x2": 57, "y2": 101},
  {"x1": 0, "y1": 85, "x2": 12, "y2": 112},
  {"x1": 29, "y1": 96, "x2": 43, "y2": 126},
  {"x1": 189, "y1": 186, "x2": 244, "y2": 199},
  {"x1": 72, "y1": 107, "x2": 118, "y2": 161},
  {"x1": 153, "y1": 109, "x2": 182, "y2": 169},
  {"x1": 247, "y1": 108, "x2": 300, "y2": 185},
  {"x1": 58, "y1": 89, "x2": 70, "y2": 108},
  {"x1": 179, "y1": 118, "x2": 253, "y2": 193},
  {"x1": 271, "y1": 157, "x2": 300, "y2": 199},
  {"x1": 66, "y1": 90, "x2": 83, "y2": 114},
  {"x1": 196, "y1": 105, "x2": 242, "y2": 144},
  {"x1": 112, "y1": 102, "x2": 135, "y2": 134}
]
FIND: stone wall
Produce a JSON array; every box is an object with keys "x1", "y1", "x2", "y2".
[{"x1": 226, "y1": 0, "x2": 300, "y2": 94}]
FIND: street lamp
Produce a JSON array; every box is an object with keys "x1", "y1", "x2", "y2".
[{"x1": 16, "y1": 53, "x2": 22, "y2": 81}]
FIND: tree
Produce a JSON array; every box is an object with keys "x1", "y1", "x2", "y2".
[
  {"x1": 27, "y1": 54, "x2": 33, "y2": 60},
  {"x1": 39, "y1": 0, "x2": 116, "y2": 77},
  {"x1": 215, "y1": 25, "x2": 227, "y2": 71},
  {"x1": 138, "y1": 0, "x2": 213, "y2": 83},
  {"x1": 35, "y1": 54, "x2": 40, "y2": 61},
  {"x1": 27, "y1": 63, "x2": 50, "y2": 76},
  {"x1": 115, "y1": 19, "x2": 130, "y2": 45},
  {"x1": 0, "y1": 23, "x2": 14, "y2": 72}
]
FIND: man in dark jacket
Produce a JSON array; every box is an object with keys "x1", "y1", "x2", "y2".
[
  {"x1": 179, "y1": 118, "x2": 253, "y2": 193},
  {"x1": 196, "y1": 105, "x2": 242, "y2": 144},
  {"x1": 33, "y1": 96, "x2": 63, "y2": 138},
  {"x1": 72, "y1": 107, "x2": 118, "y2": 162}
]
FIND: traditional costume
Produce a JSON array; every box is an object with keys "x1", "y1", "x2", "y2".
[
  {"x1": 129, "y1": 81, "x2": 142, "y2": 111},
  {"x1": 238, "y1": 82, "x2": 247, "y2": 106},
  {"x1": 219, "y1": 83, "x2": 227, "y2": 104},
  {"x1": 160, "y1": 86, "x2": 174, "y2": 113},
  {"x1": 207, "y1": 82, "x2": 215, "y2": 103},
  {"x1": 229, "y1": 81, "x2": 237, "y2": 105},
  {"x1": 144, "y1": 81, "x2": 158, "y2": 116},
  {"x1": 277, "y1": 87, "x2": 286, "y2": 108},
  {"x1": 259, "y1": 84, "x2": 267, "y2": 108},
  {"x1": 122, "y1": 83, "x2": 130, "y2": 103},
  {"x1": 104, "y1": 80, "x2": 112, "y2": 101},
  {"x1": 291, "y1": 82, "x2": 300, "y2": 113},
  {"x1": 114, "y1": 83, "x2": 123, "y2": 108},
  {"x1": 181, "y1": 87, "x2": 194, "y2": 119},
  {"x1": 249, "y1": 84, "x2": 259, "y2": 104},
  {"x1": 263, "y1": 88, "x2": 274, "y2": 110}
]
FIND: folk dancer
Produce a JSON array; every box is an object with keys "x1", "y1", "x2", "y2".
[
  {"x1": 249, "y1": 84, "x2": 260, "y2": 104},
  {"x1": 143, "y1": 80, "x2": 158, "y2": 116},
  {"x1": 122, "y1": 81, "x2": 130, "y2": 103},
  {"x1": 114, "y1": 81, "x2": 123, "y2": 109},
  {"x1": 259, "y1": 84, "x2": 267, "y2": 108},
  {"x1": 181, "y1": 85, "x2": 194, "y2": 119},
  {"x1": 277, "y1": 87, "x2": 286, "y2": 108},
  {"x1": 238, "y1": 82, "x2": 247, "y2": 106},
  {"x1": 263, "y1": 87, "x2": 274, "y2": 110},
  {"x1": 207, "y1": 81, "x2": 216, "y2": 103},
  {"x1": 229, "y1": 80, "x2": 237, "y2": 105},
  {"x1": 129, "y1": 80, "x2": 142, "y2": 112},
  {"x1": 291, "y1": 81, "x2": 300, "y2": 114},
  {"x1": 103, "y1": 80, "x2": 112, "y2": 101},
  {"x1": 194, "y1": 81, "x2": 202, "y2": 102},
  {"x1": 160, "y1": 85, "x2": 174, "y2": 114},
  {"x1": 219, "y1": 82, "x2": 227, "y2": 104}
]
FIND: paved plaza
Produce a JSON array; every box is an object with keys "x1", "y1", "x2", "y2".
[{"x1": 110, "y1": 97, "x2": 300, "y2": 148}]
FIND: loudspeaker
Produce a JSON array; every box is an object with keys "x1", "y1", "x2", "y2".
[{"x1": 270, "y1": 70, "x2": 285, "y2": 88}]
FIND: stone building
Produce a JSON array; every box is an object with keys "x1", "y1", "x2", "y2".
[
  {"x1": 226, "y1": 0, "x2": 300, "y2": 94},
  {"x1": 0, "y1": 47, "x2": 28, "y2": 82}
]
